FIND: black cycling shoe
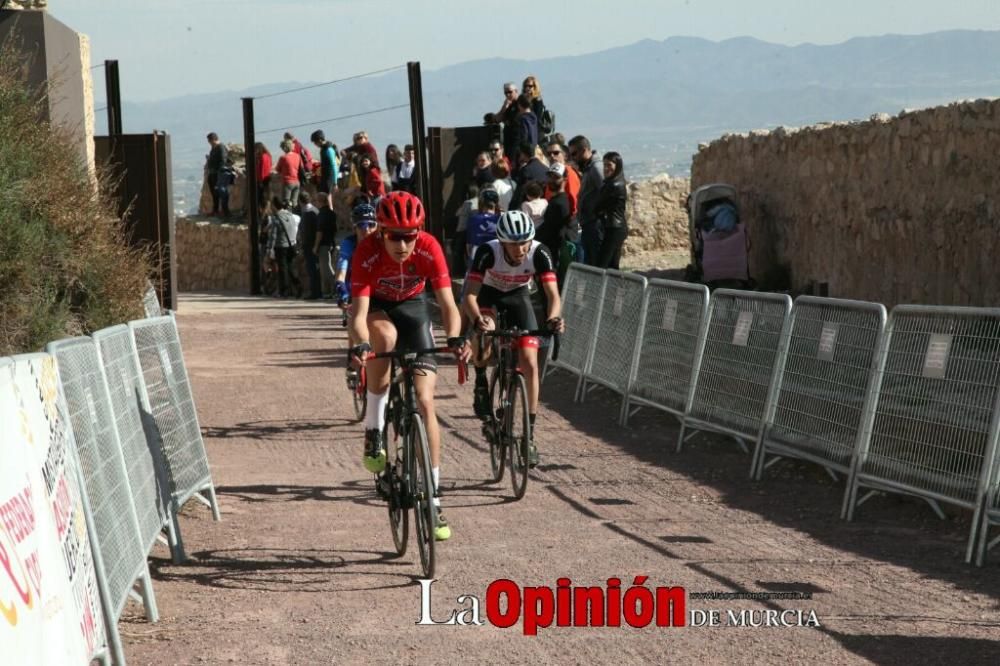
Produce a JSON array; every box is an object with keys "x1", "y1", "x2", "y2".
[
  {"x1": 363, "y1": 428, "x2": 386, "y2": 473},
  {"x1": 473, "y1": 384, "x2": 491, "y2": 419}
]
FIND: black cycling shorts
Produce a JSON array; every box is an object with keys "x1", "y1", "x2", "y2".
[
  {"x1": 369, "y1": 293, "x2": 437, "y2": 372},
  {"x1": 477, "y1": 285, "x2": 538, "y2": 331}
]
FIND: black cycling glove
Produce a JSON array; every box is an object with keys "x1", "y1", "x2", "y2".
[
  {"x1": 446, "y1": 336, "x2": 467, "y2": 350},
  {"x1": 350, "y1": 342, "x2": 372, "y2": 361}
]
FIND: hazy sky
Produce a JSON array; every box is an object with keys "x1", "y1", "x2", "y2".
[{"x1": 52, "y1": 0, "x2": 1000, "y2": 101}]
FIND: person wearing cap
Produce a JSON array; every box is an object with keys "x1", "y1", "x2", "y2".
[
  {"x1": 311, "y1": 129, "x2": 339, "y2": 209},
  {"x1": 537, "y1": 162, "x2": 573, "y2": 281}
]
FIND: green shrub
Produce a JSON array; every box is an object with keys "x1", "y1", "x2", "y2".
[{"x1": 0, "y1": 48, "x2": 150, "y2": 355}]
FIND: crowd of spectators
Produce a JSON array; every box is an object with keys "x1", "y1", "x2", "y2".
[
  {"x1": 203, "y1": 71, "x2": 628, "y2": 300},
  {"x1": 473, "y1": 74, "x2": 629, "y2": 277}
]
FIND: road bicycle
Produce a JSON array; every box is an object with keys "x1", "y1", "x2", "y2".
[
  {"x1": 479, "y1": 314, "x2": 559, "y2": 500},
  {"x1": 366, "y1": 346, "x2": 466, "y2": 578}
]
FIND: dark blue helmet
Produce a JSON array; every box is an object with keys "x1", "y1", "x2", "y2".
[{"x1": 352, "y1": 203, "x2": 377, "y2": 224}]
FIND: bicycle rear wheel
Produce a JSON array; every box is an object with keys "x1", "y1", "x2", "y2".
[
  {"x1": 487, "y1": 366, "x2": 506, "y2": 482},
  {"x1": 507, "y1": 373, "x2": 531, "y2": 500},
  {"x1": 384, "y1": 400, "x2": 408, "y2": 556},
  {"x1": 409, "y1": 413, "x2": 437, "y2": 578}
]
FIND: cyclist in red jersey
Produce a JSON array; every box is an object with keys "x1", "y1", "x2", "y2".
[{"x1": 349, "y1": 191, "x2": 471, "y2": 541}]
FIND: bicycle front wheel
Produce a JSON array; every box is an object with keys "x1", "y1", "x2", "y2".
[
  {"x1": 384, "y1": 401, "x2": 408, "y2": 556},
  {"x1": 507, "y1": 372, "x2": 531, "y2": 500},
  {"x1": 352, "y1": 377, "x2": 367, "y2": 421},
  {"x1": 487, "y1": 366, "x2": 506, "y2": 482},
  {"x1": 409, "y1": 413, "x2": 438, "y2": 578}
]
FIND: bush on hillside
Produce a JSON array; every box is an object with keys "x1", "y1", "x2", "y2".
[{"x1": 0, "y1": 47, "x2": 150, "y2": 355}]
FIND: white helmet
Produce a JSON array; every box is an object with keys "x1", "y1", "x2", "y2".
[{"x1": 496, "y1": 210, "x2": 535, "y2": 242}]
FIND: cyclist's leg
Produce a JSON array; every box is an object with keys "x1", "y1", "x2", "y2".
[
  {"x1": 505, "y1": 288, "x2": 541, "y2": 464},
  {"x1": 361, "y1": 307, "x2": 397, "y2": 472}
]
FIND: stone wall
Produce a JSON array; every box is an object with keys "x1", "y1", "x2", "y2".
[
  {"x1": 623, "y1": 174, "x2": 690, "y2": 256},
  {"x1": 175, "y1": 219, "x2": 251, "y2": 292},
  {"x1": 691, "y1": 99, "x2": 1000, "y2": 306}
]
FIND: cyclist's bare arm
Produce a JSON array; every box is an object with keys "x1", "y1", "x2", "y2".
[
  {"x1": 434, "y1": 287, "x2": 463, "y2": 339},
  {"x1": 349, "y1": 295, "x2": 371, "y2": 352},
  {"x1": 434, "y1": 287, "x2": 472, "y2": 362},
  {"x1": 462, "y1": 280, "x2": 494, "y2": 331},
  {"x1": 541, "y1": 280, "x2": 566, "y2": 332}
]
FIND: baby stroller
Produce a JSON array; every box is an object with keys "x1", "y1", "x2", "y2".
[{"x1": 684, "y1": 183, "x2": 754, "y2": 290}]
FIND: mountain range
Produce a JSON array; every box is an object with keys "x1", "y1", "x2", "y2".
[{"x1": 117, "y1": 30, "x2": 1000, "y2": 214}]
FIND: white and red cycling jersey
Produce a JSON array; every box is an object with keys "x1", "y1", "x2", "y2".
[
  {"x1": 350, "y1": 231, "x2": 451, "y2": 302},
  {"x1": 466, "y1": 240, "x2": 556, "y2": 292}
]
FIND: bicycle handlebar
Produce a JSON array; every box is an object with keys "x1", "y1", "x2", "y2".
[
  {"x1": 361, "y1": 347, "x2": 467, "y2": 385},
  {"x1": 481, "y1": 328, "x2": 561, "y2": 362}
]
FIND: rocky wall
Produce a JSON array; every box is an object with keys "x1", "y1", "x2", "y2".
[
  {"x1": 175, "y1": 218, "x2": 251, "y2": 292},
  {"x1": 623, "y1": 174, "x2": 690, "y2": 256},
  {"x1": 691, "y1": 98, "x2": 1000, "y2": 306}
]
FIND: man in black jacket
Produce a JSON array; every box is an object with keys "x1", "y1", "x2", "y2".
[{"x1": 537, "y1": 163, "x2": 572, "y2": 284}]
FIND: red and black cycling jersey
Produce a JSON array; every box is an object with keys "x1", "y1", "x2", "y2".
[
  {"x1": 467, "y1": 240, "x2": 557, "y2": 292},
  {"x1": 350, "y1": 231, "x2": 451, "y2": 301}
]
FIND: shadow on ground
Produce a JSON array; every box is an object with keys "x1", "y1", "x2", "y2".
[{"x1": 537, "y1": 371, "x2": 1000, "y2": 604}]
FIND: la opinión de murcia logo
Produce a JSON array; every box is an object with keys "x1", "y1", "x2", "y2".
[{"x1": 417, "y1": 578, "x2": 821, "y2": 634}]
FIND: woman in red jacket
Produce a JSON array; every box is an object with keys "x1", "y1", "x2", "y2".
[
  {"x1": 359, "y1": 154, "x2": 386, "y2": 200},
  {"x1": 255, "y1": 142, "x2": 273, "y2": 214}
]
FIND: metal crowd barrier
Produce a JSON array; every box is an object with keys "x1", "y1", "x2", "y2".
[
  {"x1": 623, "y1": 279, "x2": 710, "y2": 427},
  {"x1": 979, "y1": 486, "x2": 1000, "y2": 565},
  {"x1": 752, "y1": 296, "x2": 887, "y2": 484},
  {"x1": 578, "y1": 270, "x2": 648, "y2": 418},
  {"x1": 544, "y1": 264, "x2": 606, "y2": 400},
  {"x1": 93, "y1": 324, "x2": 181, "y2": 562},
  {"x1": 143, "y1": 281, "x2": 163, "y2": 318},
  {"x1": 678, "y1": 289, "x2": 792, "y2": 454},
  {"x1": 845, "y1": 305, "x2": 1000, "y2": 563},
  {"x1": 129, "y1": 315, "x2": 222, "y2": 537},
  {"x1": 47, "y1": 336, "x2": 160, "y2": 628}
]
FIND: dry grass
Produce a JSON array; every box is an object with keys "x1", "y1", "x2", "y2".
[{"x1": 0, "y1": 46, "x2": 150, "y2": 355}]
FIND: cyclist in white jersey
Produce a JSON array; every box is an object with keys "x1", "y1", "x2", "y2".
[{"x1": 463, "y1": 210, "x2": 565, "y2": 466}]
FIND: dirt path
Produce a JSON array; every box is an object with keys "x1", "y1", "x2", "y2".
[{"x1": 122, "y1": 293, "x2": 1000, "y2": 665}]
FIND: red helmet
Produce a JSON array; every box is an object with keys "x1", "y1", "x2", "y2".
[{"x1": 376, "y1": 191, "x2": 425, "y2": 229}]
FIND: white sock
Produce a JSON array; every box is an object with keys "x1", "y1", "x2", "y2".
[
  {"x1": 364, "y1": 391, "x2": 387, "y2": 431},
  {"x1": 432, "y1": 467, "x2": 441, "y2": 506}
]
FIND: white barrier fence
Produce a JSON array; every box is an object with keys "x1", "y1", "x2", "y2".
[
  {"x1": 1, "y1": 314, "x2": 219, "y2": 664},
  {"x1": 550, "y1": 264, "x2": 1000, "y2": 566}
]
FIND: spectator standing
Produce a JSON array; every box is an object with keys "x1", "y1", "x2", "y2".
[
  {"x1": 522, "y1": 76, "x2": 553, "y2": 141},
  {"x1": 537, "y1": 162, "x2": 574, "y2": 283},
  {"x1": 385, "y1": 144, "x2": 402, "y2": 190},
  {"x1": 276, "y1": 139, "x2": 303, "y2": 207},
  {"x1": 317, "y1": 194, "x2": 338, "y2": 298},
  {"x1": 205, "y1": 132, "x2": 227, "y2": 217},
  {"x1": 348, "y1": 130, "x2": 379, "y2": 165},
  {"x1": 488, "y1": 139, "x2": 512, "y2": 174},
  {"x1": 254, "y1": 142, "x2": 273, "y2": 214},
  {"x1": 394, "y1": 144, "x2": 417, "y2": 194},
  {"x1": 284, "y1": 132, "x2": 314, "y2": 184},
  {"x1": 311, "y1": 130, "x2": 339, "y2": 209},
  {"x1": 487, "y1": 82, "x2": 520, "y2": 163},
  {"x1": 544, "y1": 141, "x2": 579, "y2": 217},
  {"x1": 593, "y1": 151, "x2": 628, "y2": 270},
  {"x1": 511, "y1": 143, "x2": 548, "y2": 209},
  {"x1": 297, "y1": 192, "x2": 322, "y2": 299},
  {"x1": 453, "y1": 183, "x2": 479, "y2": 275},
  {"x1": 489, "y1": 160, "x2": 514, "y2": 212},
  {"x1": 214, "y1": 158, "x2": 237, "y2": 218},
  {"x1": 568, "y1": 135, "x2": 603, "y2": 265},
  {"x1": 359, "y1": 154, "x2": 386, "y2": 200},
  {"x1": 473, "y1": 151, "x2": 495, "y2": 188},
  {"x1": 520, "y1": 181, "x2": 548, "y2": 228},
  {"x1": 514, "y1": 94, "x2": 539, "y2": 155},
  {"x1": 266, "y1": 197, "x2": 302, "y2": 298},
  {"x1": 466, "y1": 189, "x2": 501, "y2": 264}
]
